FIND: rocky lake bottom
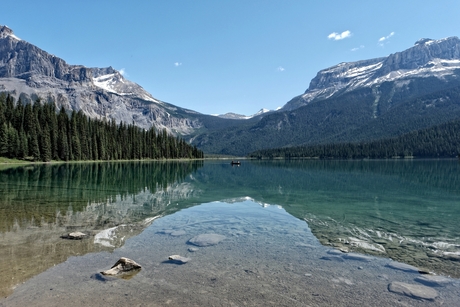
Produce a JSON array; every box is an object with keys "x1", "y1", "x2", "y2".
[{"x1": 1, "y1": 200, "x2": 459, "y2": 307}]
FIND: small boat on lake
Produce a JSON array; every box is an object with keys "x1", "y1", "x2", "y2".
[{"x1": 231, "y1": 160, "x2": 241, "y2": 166}]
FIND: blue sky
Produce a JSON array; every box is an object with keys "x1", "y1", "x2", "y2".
[{"x1": 3, "y1": 0, "x2": 460, "y2": 116}]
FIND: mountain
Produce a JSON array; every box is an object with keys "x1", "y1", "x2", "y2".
[
  {"x1": 283, "y1": 37, "x2": 460, "y2": 111},
  {"x1": 193, "y1": 37, "x2": 460, "y2": 155},
  {"x1": 217, "y1": 108, "x2": 272, "y2": 120},
  {"x1": 0, "y1": 25, "x2": 235, "y2": 135},
  {"x1": 2, "y1": 25, "x2": 460, "y2": 157}
]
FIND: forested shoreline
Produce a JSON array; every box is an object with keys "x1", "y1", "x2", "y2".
[
  {"x1": 249, "y1": 119, "x2": 460, "y2": 159},
  {"x1": 0, "y1": 93, "x2": 203, "y2": 162}
]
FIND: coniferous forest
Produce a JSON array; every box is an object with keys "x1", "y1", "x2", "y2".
[
  {"x1": 249, "y1": 119, "x2": 460, "y2": 159},
  {"x1": 0, "y1": 93, "x2": 204, "y2": 162}
]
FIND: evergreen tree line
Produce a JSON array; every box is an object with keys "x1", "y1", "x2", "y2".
[
  {"x1": 0, "y1": 93, "x2": 204, "y2": 161},
  {"x1": 249, "y1": 119, "x2": 460, "y2": 159}
]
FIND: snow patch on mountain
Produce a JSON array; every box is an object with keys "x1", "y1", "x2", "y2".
[
  {"x1": 0, "y1": 25, "x2": 20, "y2": 40},
  {"x1": 281, "y1": 36, "x2": 460, "y2": 111},
  {"x1": 216, "y1": 108, "x2": 273, "y2": 120},
  {"x1": 91, "y1": 69, "x2": 162, "y2": 104},
  {"x1": 93, "y1": 73, "x2": 118, "y2": 92}
]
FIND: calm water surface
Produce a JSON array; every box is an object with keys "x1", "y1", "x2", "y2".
[{"x1": 0, "y1": 160, "x2": 459, "y2": 306}]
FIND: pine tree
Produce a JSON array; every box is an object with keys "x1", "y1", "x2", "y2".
[
  {"x1": 40, "y1": 122, "x2": 52, "y2": 162},
  {"x1": 0, "y1": 122, "x2": 7, "y2": 157},
  {"x1": 57, "y1": 107, "x2": 70, "y2": 161},
  {"x1": 18, "y1": 129, "x2": 28, "y2": 159},
  {"x1": 6, "y1": 124, "x2": 19, "y2": 158},
  {"x1": 70, "y1": 111, "x2": 81, "y2": 160}
]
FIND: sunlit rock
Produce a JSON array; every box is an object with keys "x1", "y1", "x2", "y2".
[
  {"x1": 61, "y1": 231, "x2": 87, "y2": 240},
  {"x1": 168, "y1": 255, "x2": 191, "y2": 264},
  {"x1": 101, "y1": 257, "x2": 142, "y2": 278}
]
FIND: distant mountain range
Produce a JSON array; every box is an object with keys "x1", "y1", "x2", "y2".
[{"x1": 1, "y1": 24, "x2": 460, "y2": 156}]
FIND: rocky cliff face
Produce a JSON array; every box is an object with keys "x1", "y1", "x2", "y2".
[
  {"x1": 0, "y1": 25, "x2": 204, "y2": 133},
  {"x1": 283, "y1": 37, "x2": 460, "y2": 111}
]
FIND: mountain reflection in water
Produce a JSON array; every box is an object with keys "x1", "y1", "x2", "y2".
[{"x1": 0, "y1": 159, "x2": 459, "y2": 301}]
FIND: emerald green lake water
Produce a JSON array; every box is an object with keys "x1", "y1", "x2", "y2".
[{"x1": 0, "y1": 160, "x2": 459, "y2": 306}]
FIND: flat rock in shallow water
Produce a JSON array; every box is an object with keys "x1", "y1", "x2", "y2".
[
  {"x1": 170, "y1": 230, "x2": 187, "y2": 236},
  {"x1": 168, "y1": 255, "x2": 191, "y2": 264},
  {"x1": 343, "y1": 253, "x2": 373, "y2": 262},
  {"x1": 327, "y1": 249, "x2": 345, "y2": 256},
  {"x1": 188, "y1": 234, "x2": 226, "y2": 247},
  {"x1": 386, "y1": 261, "x2": 419, "y2": 273},
  {"x1": 414, "y1": 275, "x2": 452, "y2": 287},
  {"x1": 388, "y1": 282, "x2": 438, "y2": 300},
  {"x1": 101, "y1": 257, "x2": 142, "y2": 277}
]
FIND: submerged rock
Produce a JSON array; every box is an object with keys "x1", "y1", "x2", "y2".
[
  {"x1": 388, "y1": 281, "x2": 438, "y2": 300},
  {"x1": 101, "y1": 257, "x2": 142, "y2": 278},
  {"x1": 188, "y1": 234, "x2": 226, "y2": 247},
  {"x1": 414, "y1": 275, "x2": 453, "y2": 287},
  {"x1": 168, "y1": 255, "x2": 191, "y2": 264},
  {"x1": 61, "y1": 231, "x2": 87, "y2": 240},
  {"x1": 170, "y1": 230, "x2": 187, "y2": 236},
  {"x1": 327, "y1": 249, "x2": 344, "y2": 256},
  {"x1": 343, "y1": 253, "x2": 373, "y2": 262},
  {"x1": 386, "y1": 261, "x2": 419, "y2": 273}
]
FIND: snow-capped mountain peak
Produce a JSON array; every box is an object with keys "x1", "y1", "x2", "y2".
[
  {"x1": 283, "y1": 36, "x2": 460, "y2": 111},
  {"x1": 0, "y1": 25, "x2": 21, "y2": 40}
]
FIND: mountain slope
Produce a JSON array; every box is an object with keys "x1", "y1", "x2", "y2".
[
  {"x1": 283, "y1": 37, "x2": 460, "y2": 111},
  {"x1": 0, "y1": 25, "x2": 242, "y2": 136},
  {"x1": 192, "y1": 37, "x2": 460, "y2": 155}
]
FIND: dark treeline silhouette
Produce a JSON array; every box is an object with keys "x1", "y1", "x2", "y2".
[
  {"x1": 249, "y1": 119, "x2": 460, "y2": 159},
  {"x1": 0, "y1": 93, "x2": 203, "y2": 161}
]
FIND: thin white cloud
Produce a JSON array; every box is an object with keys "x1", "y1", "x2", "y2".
[
  {"x1": 351, "y1": 45, "x2": 365, "y2": 52},
  {"x1": 174, "y1": 62, "x2": 182, "y2": 67},
  {"x1": 378, "y1": 32, "x2": 395, "y2": 45},
  {"x1": 277, "y1": 66, "x2": 285, "y2": 72},
  {"x1": 328, "y1": 30, "x2": 352, "y2": 41},
  {"x1": 119, "y1": 68, "x2": 127, "y2": 76}
]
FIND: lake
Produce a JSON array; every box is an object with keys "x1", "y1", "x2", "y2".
[{"x1": 0, "y1": 160, "x2": 459, "y2": 306}]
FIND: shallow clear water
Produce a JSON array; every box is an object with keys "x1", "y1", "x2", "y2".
[{"x1": 0, "y1": 160, "x2": 459, "y2": 306}]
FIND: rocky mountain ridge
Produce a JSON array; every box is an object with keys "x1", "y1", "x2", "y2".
[
  {"x1": 283, "y1": 36, "x2": 460, "y2": 111},
  {"x1": 0, "y1": 25, "x2": 206, "y2": 133}
]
